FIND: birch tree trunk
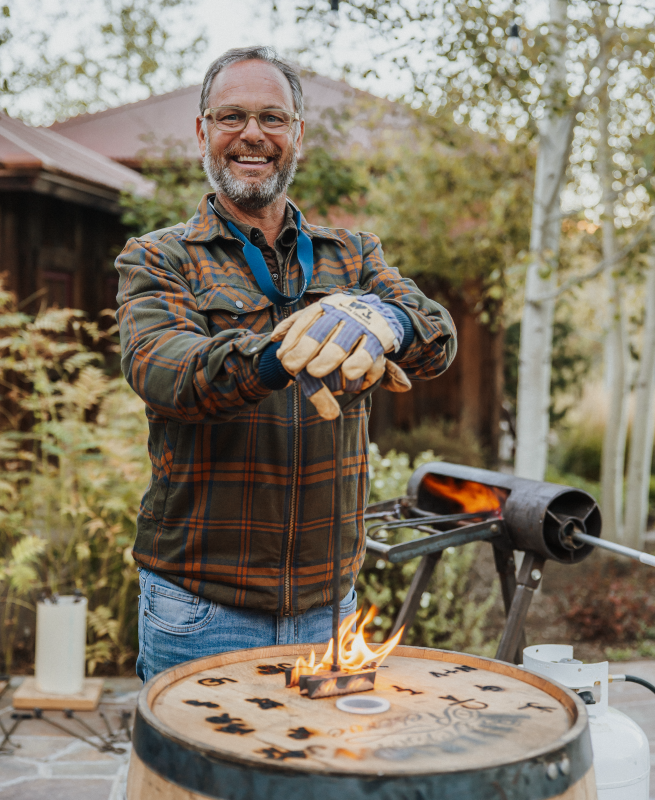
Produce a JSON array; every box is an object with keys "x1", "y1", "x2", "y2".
[
  {"x1": 598, "y1": 95, "x2": 631, "y2": 544},
  {"x1": 601, "y1": 273, "x2": 630, "y2": 542},
  {"x1": 514, "y1": 0, "x2": 573, "y2": 481},
  {"x1": 624, "y1": 241, "x2": 655, "y2": 549}
]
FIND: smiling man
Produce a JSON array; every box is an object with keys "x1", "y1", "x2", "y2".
[{"x1": 115, "y1": 46, "x2": 457, "y2": 683}]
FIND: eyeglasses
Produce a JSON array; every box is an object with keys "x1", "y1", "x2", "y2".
[{"x1": 203, "y1": 106, "x2": 300, "y2": 135}]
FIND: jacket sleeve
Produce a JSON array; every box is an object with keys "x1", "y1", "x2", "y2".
[
  {"x1": 358, "y1": 232, "x2": 457, "y2": 380},
  {"x1": 115, "y1": 233, "x2": 273, "y2": 423}
]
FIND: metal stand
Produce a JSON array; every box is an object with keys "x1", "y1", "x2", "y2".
[
  {"x1": 0, "y1": 707, "x2": 131, "y2": 755},
  {"x1": 391, "y1": 553, "x2": 442, "y2": 642},
  {"x1": 492, "y1": 546, "x2": 526, "y2": 663},
  {"x1": 495, "y1": 551, "x2": 544, "y2": 663},
  {"x1": 366, "y1": 519, "x2": 542, "y2": 662}
]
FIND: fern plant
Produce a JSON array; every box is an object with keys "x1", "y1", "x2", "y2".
[{"x1": 0, "y1": 280, "x2": 149, "y2": 673}]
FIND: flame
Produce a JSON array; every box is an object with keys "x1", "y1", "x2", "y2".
[
  {"x1": 287, "y1": 606, "x2": 403, "y2": 687},
  {"x1": 422, "y1": 474, "x2": 506, "y2": 514}
]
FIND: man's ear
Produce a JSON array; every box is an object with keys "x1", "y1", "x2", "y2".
[
  {"x1": 196, "y1": 115, "x2": 207, "y2": 158},
  {"x1": 295, "y1": 119, "x2": 305, "y2": 156}
]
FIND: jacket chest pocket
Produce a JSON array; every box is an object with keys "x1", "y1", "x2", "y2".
[{"x1": 195, "y1": 285, "x2": 276, "y2": 335}]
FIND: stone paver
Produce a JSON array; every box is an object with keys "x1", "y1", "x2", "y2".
[
  {"x1": 0, "y1": 760, "x2": 38, "y2": 785},
  {"x1": 0, "y1": 778, "x2": 114, "y2": 800},
  {"x1": 0, "y1": 676, "x2": 138, "y2": 798}
]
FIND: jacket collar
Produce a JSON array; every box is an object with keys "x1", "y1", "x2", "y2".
[{"x1": 182, "y1": 193, "x2": 345, "y2": 245}]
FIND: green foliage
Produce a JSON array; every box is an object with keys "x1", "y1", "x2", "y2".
[
  {"x1": 505, "y1": 319, "x2": 592, "y2": 424},
  {"x1": 120, "y1": 139, "x2": 209, "y2": 236},
  {"x1": 548, "y1": 412, "x2": 604, "y2": 484},
  {"x1": 0, "y1": 280, "x2": 150, "y2": 673},
  {"x1": 358, "y1": 444, "x2": 498, "y2": 655},
  {"x1": 2, "y1": 0, "x2": 206, "y2": 124},
  {"x1": 291, "y1": 122, "x2": 367, "y2": 218},
  {"x1": 545, "y1": 466, "x2": 600, "y2": 501},
  {"x1": 362, "y1": 113, "x2": 533, "y2": 315},
  {"x1": 374, "y1": 418, "x2": 485, "y2": 467}
]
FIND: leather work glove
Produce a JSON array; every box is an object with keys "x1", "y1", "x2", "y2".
[
  {"x1": 295, "y1": 358, "x2": 412, "y2": 420},
  {"x1": 271, "y1": 294, "x2": 403, "y2": 380},
  {"x1": 271, "y1": 294, "x2": 412, "y2": 420}
]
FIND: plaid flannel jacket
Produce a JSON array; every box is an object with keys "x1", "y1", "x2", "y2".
[{"x1": 116, "y1": 194, "x2": 457, "y2": 615}]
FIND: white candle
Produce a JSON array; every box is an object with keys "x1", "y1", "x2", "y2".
[{"x1": 35, "y1": 595, "x2": 87, "y2": 695}]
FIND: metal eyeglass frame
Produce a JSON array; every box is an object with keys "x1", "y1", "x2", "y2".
[{"x1": 203, "y1": 106, "x2": 301, "y2": 135}]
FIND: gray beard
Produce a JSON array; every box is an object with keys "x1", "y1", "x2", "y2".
[{"x1": 203, "y1": 146, "x2": 298, "y2": 211}]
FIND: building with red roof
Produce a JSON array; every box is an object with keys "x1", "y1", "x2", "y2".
[{"x1": 0, "y1": 112, "x2": 152, "y2": 314}]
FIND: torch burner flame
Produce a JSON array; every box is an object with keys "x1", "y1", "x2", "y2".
[{"x1": 422, "y1": 474, "x2": 507, "y2": 515}]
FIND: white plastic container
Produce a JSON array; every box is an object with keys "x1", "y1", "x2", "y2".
[
  {"x1": 523, "y1": 644, "x2": 650, "y2": 800},
  {"x1": 35, "y1": 595, "x2": 87, "y2": 695}
]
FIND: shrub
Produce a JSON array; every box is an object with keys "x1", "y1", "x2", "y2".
[
  {"x1": 0, "y1": 281, "x2": 149, "y2": 673},
  {"x1": 357, "y1": 444, "x2": 498, "y2": 655},
  {"x1": 373, "y1": 418, "x2": 485, "y2": 467},
  {"x1": 561, "y1": 561, "x2": 655, "y2": 644}
]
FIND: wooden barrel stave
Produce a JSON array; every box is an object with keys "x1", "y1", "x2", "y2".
[
  {"x1": 127, "y1": 644, "x2": 597, "y2": 800},
  {"x1": 127, "y1": 756, "x2": 597, "y2": 800}
]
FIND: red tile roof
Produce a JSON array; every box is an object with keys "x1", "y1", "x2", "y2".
[
  {"x1": 51, "y1": 72, "x2": 391, "y2": 166},
  {"x1": 0, "y1": 112, "x2": 153, "y2": 204}
]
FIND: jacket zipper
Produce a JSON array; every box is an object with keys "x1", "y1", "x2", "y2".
[{"x1": 281, "y1": 247, "x2": 301, "y2": 616}]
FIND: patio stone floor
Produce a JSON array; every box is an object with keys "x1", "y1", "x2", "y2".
[
  {"x1": 0, "y1": 662, "x2": 653, "y2": 798},
  {"x1": 0, "y1": 677, "x2": 138, "y2": 799}
]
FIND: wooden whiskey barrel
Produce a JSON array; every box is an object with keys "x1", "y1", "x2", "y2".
[{"x1": 127, "y1": 645, "x2": 597, "y2": 800}]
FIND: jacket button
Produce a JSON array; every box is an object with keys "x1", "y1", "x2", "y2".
[
  {"x1": 235, "y1": 300, "x2": 244, "y2": 309},
  {"x1": 272, "y1": 273, "x2": 279, "y2": 280},
  {"x1": 231, "y1": 314, "x2": 238, "y2": 320}
]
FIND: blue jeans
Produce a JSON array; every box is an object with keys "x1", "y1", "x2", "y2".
[{"x1": 136, "y1": 568, "x2": 358, "y2": 683}]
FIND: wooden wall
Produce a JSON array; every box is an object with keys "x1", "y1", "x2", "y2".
[
  {"x1": 368, "y1": 291, "x2": 504, "y2": 463},
  {"x1": 0, "y1": 191, "x2": 124, "y2": 317}
]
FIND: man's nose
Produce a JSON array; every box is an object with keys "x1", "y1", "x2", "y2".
[{"x1": 239, "y1": 116, "x2": 265, "y2": 144}]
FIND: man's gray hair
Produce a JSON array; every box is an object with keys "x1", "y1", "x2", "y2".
[{"x1": 199, "y1": 46, "x2": 304, "y2": 119}]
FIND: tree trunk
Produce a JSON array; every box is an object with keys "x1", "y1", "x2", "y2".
[
  {"x1": 624, "y1": 241, "x2": 655, "y2": 548},
  {"x1": 598, "y1": 94, "x2": 630, "y2": 544},
  {"x1": 601, "y1": 273, "x2": 630, "y2": 543},
  {"x1": 514, "y1": 0, "x2": 572, "y2": 481}
]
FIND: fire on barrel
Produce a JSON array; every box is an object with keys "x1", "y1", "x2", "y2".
[{"x1": 284, "y1": 607, "x2": 404, "y2": 698}]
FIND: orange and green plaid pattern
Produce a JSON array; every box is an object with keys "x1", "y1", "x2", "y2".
[{"x1": 115, "y1": 194, "x2": 457, "y2": 614}]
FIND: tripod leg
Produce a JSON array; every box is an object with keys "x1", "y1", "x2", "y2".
[
  {"x1": 492, "y1": 546, "x2": 527, "y2": 663},
  {"x1": 495, "y1": 551, "x2": 544, "y2": 664},
  {"x1": 391, "y1": 552, "x2": 441, "y2": 642}
]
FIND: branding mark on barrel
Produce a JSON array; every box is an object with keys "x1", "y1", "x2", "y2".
[
  {"x1": 259, "y1": 746, "x2": 307, "y2": 761},
  {"x1": 518, "y1": 702, "x2": 556, "y2": 713},
  {"x1": 288, "y1": 727, "x2": 313, "y2": 740},
  {"x1": 185, "y1": 700, "x2": 220, "y2": 708},
  {"x1": 206, "y1": 713, "x2": 253, "y2": 734},
  {"x1": 257, "y1": 663, "x2": 292, "y2": 675},
  {"x1": 429, "y1": 665, "x2": 477, "y2": 679},
  {"x1": 218, "y1": 723, "x2": 254, "y2": 735},
  {"x1": 198, "y1": 677, "x2": 237, "y2": 686},
  {"x1": 475, "y1": 685, "x2": 505, "y2": 692},
  {"x1": 439, "y1": 695, "x2": 489, "y2": 710},
  {"x1": 348, "y1": 709, "x2": 528, "y2": 758},
  {"x1": 206, "y1": 713, "x2": 239, "y2": 724},
  {"x1": 391, "y1": 685, "x2": 424, "y2": 695},
  {"x1": 246, "y1": 697, "x2": 284, "y2": 710}
]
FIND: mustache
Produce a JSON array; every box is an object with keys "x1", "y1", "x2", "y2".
[{"x1": 221, "y1": 142, "x2": 281, "y2": 160}]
